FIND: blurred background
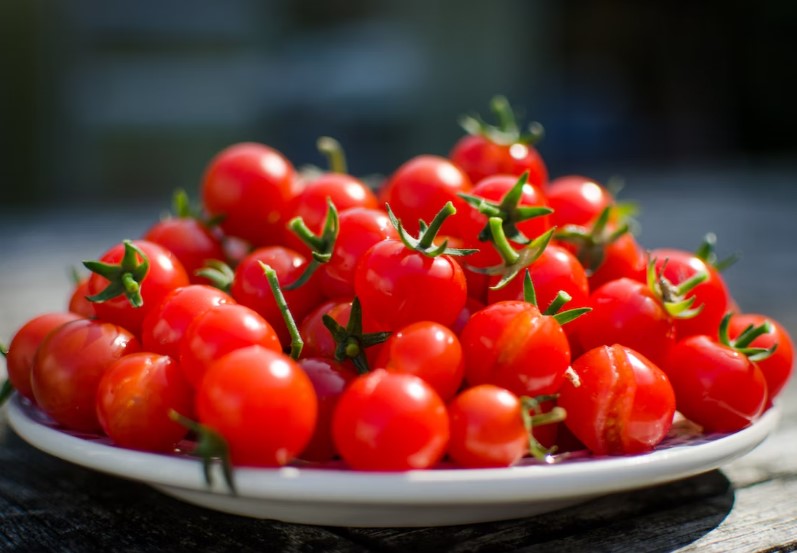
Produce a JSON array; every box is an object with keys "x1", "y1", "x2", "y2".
[{"x1": 2, "y1": 0, "x2": 796, "y2": 206}]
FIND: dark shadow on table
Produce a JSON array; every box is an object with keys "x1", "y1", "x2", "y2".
[{"x1": 0, "y1": 427, "x2": 733, "y2": 553}]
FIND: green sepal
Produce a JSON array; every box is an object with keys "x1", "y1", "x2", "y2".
[
  {"x1": 170, "y1": 410, "x2": 236, "y2": 495},
  {"x1": 554, "y1": 206, "x2": 633, "y2": 275},
  {"x1": 386, "y1": 202, "x2": 478, "y2": 258},
  {"x1": 718, "y1": 312, "x2": 778, "y2": 362},
  {"x1": 522, "y1": 271, "x2": 591, "y2": 325},
  {"x1": 647, "y1": 259, "x2": 706, "y2": 320},
  {"x1": 694, "y1": 233, "x2": 740, "y2": 273},
  {"x1": 195, "y1": 259, "x2": 235, "y2": 293},
  {"x1": 321, "y1": 297, "x2": 391, "y2": 375},
  {"x1": 83, "y1": 240, "x2": 149, "y2": 308},
  {"x1": 458, "y1": 95, "x2": 545, "y2": 147},
  {"x1": 475, "y1": 227, "x2": 555, "y2": 291},
  {"x1": 520, "y1": 394, "x2": 566, "y2": 461},
  {"x1": 458, "y1": 172, "x2": 552, "y2": 246},
  {"x1": 0, "y1": 379, "x2": 14, "y2": 407},
  {"x1": 284, "y1": 199, "x2": 340, "y2": 291}
]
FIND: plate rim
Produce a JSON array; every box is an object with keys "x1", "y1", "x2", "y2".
[{"x1": 6, "y1": 395, "x2": 780, "y2": 506}]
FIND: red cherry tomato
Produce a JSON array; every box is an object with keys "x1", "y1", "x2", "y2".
[
  {"x1": 450, "y1": 134, "x2": 548, "y2": 189},
  {"x1": 6, "y1": 312, "x2": 82, "y2": 401},
  {"x1": 178, "y1": 303, "x2": 282, "y2": 389},
  {"x1": 459, "y1": 300, "x2": 571, "y2": 398},
  {"x1": 231, "y1": 246, "x2": 324, "y2": 348},
  {"x1": 140, "y1": 284, "x2": 235, "y2": 359},
  {"x1": 447, "y1": 384, "x2": 528, "y2": 468},
  {"x1": 374, "y1": 321, "x2": 464, "y2": 401},
  {"x1": 650, "y1": 249, "x2": 731, "y2": 340},
  {"x1": 196, "y1": 345, "x2": 317, "y2": 467},
  {"x1": 142, "y1": 217, "x2": 225, "y2": 285},
  {"x1": 297, "y1": 357, "x2": 357, "y2": 463},
  {"x1": 558, "y1": 344, "x2": 676, "y2": 455},
  {"x1": 332, "y1": 369, "x2": 449, "y2": 471},
  {"x1": 68, "y1": 278, "x2": 96, "y2": 318},
  {"x1": 380, "y1": 155, "x2": 472, "y2": 237},
  {"x1": 299, "y1": 299, "x2": 353, "y2": 360},
  {"x1": 86, "y1": 240, "x2": 190, "y2": 335},
  {"x1": 727, "y1": 313, "x2": 794, "y2": 401},
  {"x1": 201, "y1": 142, "x2": 302, "y2": 247},
  {"x1": 576, "y1": 277, "x2": 676, "y2": 368},
  {"x1": 354, "y1": 239, "x2": 467, "y2": 331},
  {"x1": 319, "y1": 207, "x2": 398, "y2": 300},
  {"x1": 664, "y1": 335, "x2": 767, "y2": 433},
  {"x1": 31, "y1": 319, "x2": 140, "y2": 433},
  {"x1": 96, "y1": 352, "x2": 194, "y2": 452},
  {"x1": 546, "y1": 175, "x2": 613, "y2": 228},
  {"x1": 583, "y1": 232, "x2": 647, "y2": 291}
]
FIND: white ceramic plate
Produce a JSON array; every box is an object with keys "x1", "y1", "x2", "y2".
[{"x1": 7, "y1": 395, "x2": 779, "y2": 528}]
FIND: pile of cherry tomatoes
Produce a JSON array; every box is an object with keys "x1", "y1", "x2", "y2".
[{"x1": 3, "y1": 96, "x2": 793, "y2": 481}]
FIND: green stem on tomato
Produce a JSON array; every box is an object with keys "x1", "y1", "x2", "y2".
[
  {"x1": 317, "y1": 136, "x2": 348, "y2": 174},
  {"x1": 259, "y1": 262, "x2": 303, "y2": 360},
  {"x1": 169, "y1": 410, "x2": 235, "y2": 494}
]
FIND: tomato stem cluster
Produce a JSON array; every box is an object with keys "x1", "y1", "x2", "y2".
[
  {"x1": 459, "y1": 95, "x2": 545, "y2": 146},
  {"x1": 83, "y1": 240, "x2": 150, "y2": 308}
]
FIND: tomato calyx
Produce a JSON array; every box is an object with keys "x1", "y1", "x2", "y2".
[
  {"x1": 322, "y1": 297, "x2": 391, "y2": 375},
  {"x1": 387, "y1": 201, "x2": 478, "y2": 258},
  {"x1": 470, "y1": 219, "x2": 554, "y2": 290},
  {"x1": 258, "y1": 262, "x2": 304, "y2": 359},
  {"x1": 555, "y1": 206, "x2": 629, "y2": 275},
  {"x1": 647, "y1": 259, "x2": 707, "y2": 319},
  {"x1": 169, "y1": 410, "x2": 235, "y2": 494},
  {"x1": 459, "y1": 95, "x2": 545, "y2": 147},
  {"x1": 195, "y1": 260, "x2": 235, "y2": 293},
  {"x1": 520, "y1": 394, "x2": 566, "y2": 461},
  {"x1": 284, "y1": 199, "x2": 340, "y2": 290},
  {"x1": 695, "y1": 232, "x2": 740, "y2": 273},
  {"x1": 83, "y1": 240, "x2": 149, "y2": 308},
  {"x1": 459, "y1": 171, "x2": 553, "y2": 245},
  {"x1": 520, "y1": 270, "x2": 591, "y2": 326},
  {"x1": 719, "y1": 312, "x2": 778, "y2": 361}
]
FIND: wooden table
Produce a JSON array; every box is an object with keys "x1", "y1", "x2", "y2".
[{"x1": 2, "y1": 168, "x2": 796, "y2": 552}]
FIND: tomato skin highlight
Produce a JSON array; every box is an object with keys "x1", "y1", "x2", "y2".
[
  {"x1": 6, "y1": 312, "x2": 83, "y2": 402},
  {"x1": 196, "y1": 346, "x2": 317, "y2": 467},
  {"x1": 447, "y1": 384, "x2": 528, "y2": 468},
  {"x1": 664, "y1": 335, "x2": 768, "y2": 433},
  {"x1": 201, "y1": 142, "x2": 301, "y2": 247},
  {"x1": 332, "y1": 369, "x2": 449, "y2": 471},
  {"x1": 31, "y1": 319, "x2": 141, "y2": 433},
  {"x1": 558, "y1": 345, "x2": 676, "y2": 456},
  {"x1": 96, "y1": 352, "x2": 194, "y2": 452}
]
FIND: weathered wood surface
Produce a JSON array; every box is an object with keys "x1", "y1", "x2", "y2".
[{"x1": 1, "y1": 168, "x2": 796, "y2": 552}]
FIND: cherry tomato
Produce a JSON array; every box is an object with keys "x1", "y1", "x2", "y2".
[
  {"x1": 354, "y1": 238, "x2": 467, "y2": 331},
  {"x1": 195, "y1": 346, "x2": 317, "y2": 467},
  {"x1": 650, "y1": 248, "x2": 731, "y2": 340},
  {"x1": 201, "y1": 142, "x2": 302, "y2": 247},
  {"x1": 374, "y1": 321, "x2": 464, "y2": 401},
  {"x1": 447, "y1": 384, "x2": 528, "y2": 468},
  {"x1": 230, "y1": 246, "x2": 324, "y2": 348},
  {"x1": 142, "y1": 216, "x2": 225, "y2": 284},
  {"x1": 6, "y1": 312, "x2": 82, "y2": 401},
  {"x1": 31, "y1": 319, "x2": 140, "y2": 433},
  {"x1": 451, "y1": 135, "x2": 548, "y2": 189},
  {"x1": 68, "y1": 278, "x2": 96, "y2": 318},
  {"x1": 576, "y1": 277, "x2": 676, "y2": 368},
  {"x1": 727, "y1": 313, "x2": 794, "y2": 401},
  {"x1": 584, "y1": 232, "x2": 647, "y2": 291},
  {"x1": 459, "y1": 300, "x2": 571, "y2": 398},
  {"x1": 297, "y1": 357, "x2": 357, "y2": 463},
  {"x1": 664, "y1": 335, "x2": 767, "y2": 433},
  {"x1": 319, "y1": 207, "x2": 398, "y2": 300},
  {"x1": 178, "y1": 303, "x2": 282, "y2": 389},
  {"x1": 379, "y1": 155, "x2": 472, "y2": 237},
  {"x1": 96, "y1": 352, "x2": 194, "y2": 452},
  {"x1": 558, "y1": 344, "x2": 676, "y2": 455},
  {"x1": 140, "y1": 284, "x2": 235, "y2": 359},
  {"x1": 85, "y1": 240, "x2": 190, "y2": 335},
  {"x1": 299, "y1": 299, "x2": 353, "y2": 361},
  {"x1": 546, "y1": 175, "x2": 613, "y2": 228},
  {"x1": 332, "y1": 369, "x2": 449, "y2": 471}
]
